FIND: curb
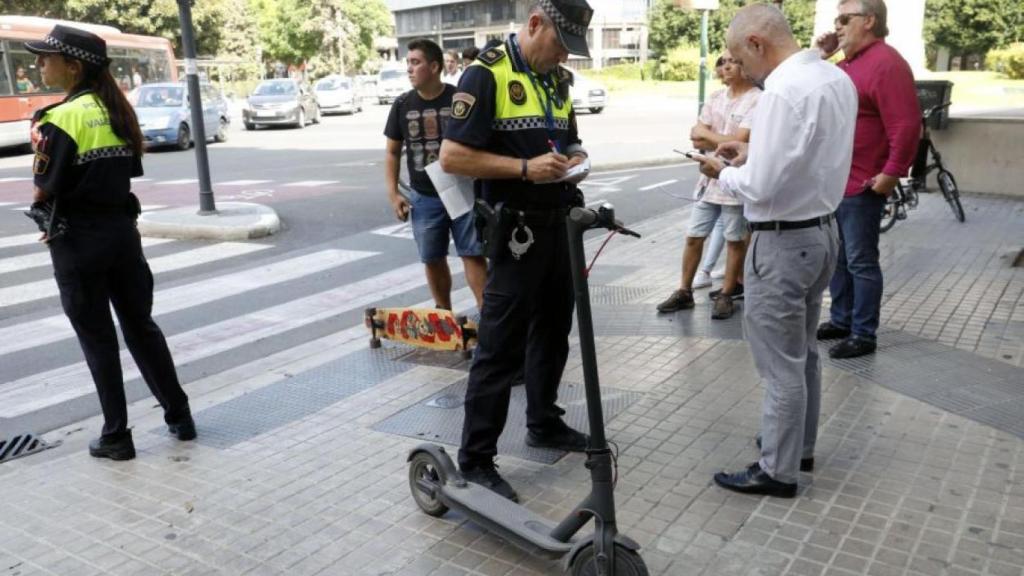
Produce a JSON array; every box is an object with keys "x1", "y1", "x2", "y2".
[
  {"x1": 137, "y1": 201, "x2": 280, "y2": 241},
  {"x1": 590, "y1": 156, "x2": 691, "y2": 173}
]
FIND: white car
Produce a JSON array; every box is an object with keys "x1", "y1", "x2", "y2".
[
  {"x1": 314, "y1": 75, "x2": 362, "y2": 115},
  {"x1": 567, "y1": 69, "x2": 607, "y2": 114},
  {"x1": 377, "y1": 67, "x2": 411, "y2": 105}
]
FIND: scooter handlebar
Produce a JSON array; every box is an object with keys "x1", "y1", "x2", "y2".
[{"x1": 569, "y1": 205, "x2": 641, "y2": 238}]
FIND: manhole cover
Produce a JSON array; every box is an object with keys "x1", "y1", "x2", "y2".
[{"x1": 426, "y1": 393, "x2": 464, "y2": 409}]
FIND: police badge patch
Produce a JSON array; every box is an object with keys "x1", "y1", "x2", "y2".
[
  {"x1": 33, "y1": 152, "x2": 50, "y2": 175},
  {"x1": 451, "y1": 92, "x2": 476, "y2": 119},
  {"x1": 508, "y1": 80, "x2": 527, "y2": 105}
]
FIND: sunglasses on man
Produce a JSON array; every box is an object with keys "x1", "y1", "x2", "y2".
[{"x1": 834, "y1": 12, "x2": 868, "y2": 26}]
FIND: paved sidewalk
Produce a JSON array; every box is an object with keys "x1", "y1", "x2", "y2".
[{"x1": 1, "y1": 192, "x2": 1022, "y2": 576}]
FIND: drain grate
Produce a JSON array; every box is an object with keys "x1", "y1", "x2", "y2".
[{"x1": 0, "y1": 433, "x2": 62, "y2": 464}]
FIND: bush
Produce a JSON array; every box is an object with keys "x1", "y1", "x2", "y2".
[
  {"x1": 657, "y1": 44, "x2": 701, "y2": 81},
  {"x1": 986, "y1": 44, "x2": 1024, "y2": 79}
]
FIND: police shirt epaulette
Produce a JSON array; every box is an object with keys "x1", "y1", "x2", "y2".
[{"x1": 477, "y1": 48, "x2": 506, "y2": 66}]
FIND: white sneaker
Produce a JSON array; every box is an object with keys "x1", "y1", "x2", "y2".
[
  {"x1": 710, "y1": 267, "x2": 726, "y2": 280},
  {"x1": 692, "y1": 270, "x2": 712, "y2": 289}
]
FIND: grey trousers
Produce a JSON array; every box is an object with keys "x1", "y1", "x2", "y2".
[{"x1": 744, "y1": 222, "x2": 839, "y2": 484}]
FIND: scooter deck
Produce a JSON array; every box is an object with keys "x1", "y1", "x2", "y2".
[{"x1": 441, "y1": 482, "x2": 576, "y2": 554}]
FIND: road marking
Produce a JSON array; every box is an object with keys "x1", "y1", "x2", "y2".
[
  {"x1": 142, "y1": 204, "x2": 166, "y2": 212},
  {"x1": 0, "y1": 233, "x2": 41, "y2": 249},
  {"x1": 0, "y1": 202, "x2": 15, "y2": 208},
  {"x1": 131, "y1": 178, "x2": 153, "y2": 183},
  {"x1": 283, "y1": 180, "x2": 339, "y2": 187},
  {"x1": 0, "y1": 248, "x2": 376, "y2": 356},
  {"x1": 218, "y1": 179, "x2": 273, "y2": 186},
  {"x1": 0, "y1": 177, "x2": 31, "y2": 183},
  {"x1": 639, "y1": 179, "x2": 678, "y2": 191},
  {"x1": 0, "y1": 241, "x2": 270, "y2": 308},
  {"x1": 157, "y1": 179, "x2": 199, "y2": 185},
  {"x1": 370, "y1": 222, "x2": 416, "y2": 240},
  {"x1": 0, "y1": 259, "x2": 460, "y2": 417},
  {"x1": 8, "y1": 206, "x2": 30, "y2": 211},
  {"x1": 0, "y1": 237, "x2": 174, "y2": 275}
]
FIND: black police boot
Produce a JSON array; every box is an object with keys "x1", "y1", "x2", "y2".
[
  {"x1": 526, "y1": 420, "x2": 589, "y2": 452},
  {"x1": 713, "y1": 462, "x2": 797, "y2": 498},
  {"x1": 168, "y1": 416, "x2": 197, "y2": 441},
  {"x1": 460, "y1": 463, "x2": 519, "y2": 502},
  {"x1": 89, "y1": 430, "x2": 136, "y2": 461}
]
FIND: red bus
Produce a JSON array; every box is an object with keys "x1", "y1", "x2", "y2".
[{"x1": 0, "y1": 15, "x2": 177, "y2": 148}]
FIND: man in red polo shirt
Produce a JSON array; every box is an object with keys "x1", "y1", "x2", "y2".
[{"x1": 815, "y1": 0, "x2": 920, "y2": 358}]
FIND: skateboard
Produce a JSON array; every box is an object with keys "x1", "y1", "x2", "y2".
[{"x1": 365, "y1": 307, "x2": 477, "y2": 357}]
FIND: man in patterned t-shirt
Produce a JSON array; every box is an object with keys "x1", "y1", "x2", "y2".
[{"x1": 385, "y1": 38, "x2": 485, "y2": 311}]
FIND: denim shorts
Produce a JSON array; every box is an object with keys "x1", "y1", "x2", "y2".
[
  {"x1": 687, "y1": 201, "x2": 747, "y2": 242},
  {"x1": 408, "y1": 187, "x2": 483, "y2": 263}
]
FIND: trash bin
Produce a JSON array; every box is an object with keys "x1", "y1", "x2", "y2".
[{"x1": 914, "y1": 80, "x2": 953, "y2": 130}]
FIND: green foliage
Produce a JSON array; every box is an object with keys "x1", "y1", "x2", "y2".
[
  {"x1": 307, "y1": 0, "x2": 393, "y2": 75},
  {"x1": 986, "y1": 44, "x2": 1024, "y2": 79},
  {"x1": 0, "y1": 0, "x2": 66, "y2": 17},
  {"x1": 647, "y1": 0, "x2": 817, "y2": 58},
  {"x1": 254, "y1": 0, "x2": 320, "y2": 65},
  {"x1": 924, "y1": 0, "x2": 1024, "y2": 56},
  {"x1": 658, "y1": 44, "x2": 701, "y2": 82},
  {"x1": 63, "y1": 0, "x2": 226, "y2": 57}
]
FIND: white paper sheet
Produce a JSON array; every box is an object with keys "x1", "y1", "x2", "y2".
[{"x1": 425, "y1": 161, "x2": 475, "y2": 219}]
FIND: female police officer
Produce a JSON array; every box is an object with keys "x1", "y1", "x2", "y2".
[{"x1": 26, "y1": 25, "x2": 195, "y2": 461}]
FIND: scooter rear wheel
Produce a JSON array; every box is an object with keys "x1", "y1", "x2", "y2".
[
  {"x1": 570, "y1": 542, "x2": 649, "y2": 576},
  {"x1": 409, "y1": 452, "x2": 449, "y2": 517}
]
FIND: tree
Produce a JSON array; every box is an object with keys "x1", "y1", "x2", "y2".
[
  {"x1": 925, "y1": 0, "x2": 1024, "y2": 55},
  {"x1": 63, "y1": 0, "x2": 227, "y2": 57},
  {"x1": 253, "y1": 0, "x2": 321, "y2": 66},
  {"x1": 0, "y1": 0, "x2": 66, "y2": 18},
  {"x1": 648, "y1": 0, "x2": 817, "y2": 57}
]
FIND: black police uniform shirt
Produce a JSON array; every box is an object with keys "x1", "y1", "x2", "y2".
[
  {"x1": 384, "y1": 84, "x2": 455, "y2": 197},
  {"x1": 33, "y1": 90, "x2": 143, "y2": 213},
  {"x1": 443, "y1": 39, "x2": 581, "y2": 209}
]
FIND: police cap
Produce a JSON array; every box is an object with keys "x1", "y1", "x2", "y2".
[
  {"x1": 536, "y1": 0, "x2": 594, "y2": 58},
  {"x1": 24, "y1": 24, "x2": 110, "y2": 68}
]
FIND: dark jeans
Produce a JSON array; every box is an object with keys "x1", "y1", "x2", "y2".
[
  {"x1": 829, "y1": 192, "x2": 884, "y2": 339},
  {"x1": 50, "y1": 215, "x2": 190, "y2": 438},
  {"x1": 458, "y1": 222, "x2": 574, "y2": 470}
]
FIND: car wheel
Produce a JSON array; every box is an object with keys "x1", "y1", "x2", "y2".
[
  {"x1": 214, "y1": 117, "x2": 229, "y2": 142},
  {"x1": 244, "y1": 121, "x2": 255, "y2": 131},
  {"x1": 295, "y1": 108, "x2": 306, "y2": 129},
  {"x1": 312, "y1": 106, "x2": 321, "y2": 124},
  {"x1": 176, "y1": 123, "x2": 191, "y2": 150},
  {"x1": 589, "y1": 107, "x2": 604, "y2": 114}
]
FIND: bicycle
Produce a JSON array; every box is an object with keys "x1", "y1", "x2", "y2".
[{"x1": 880, "y1": 101, "x2": 965, "y2": 233}]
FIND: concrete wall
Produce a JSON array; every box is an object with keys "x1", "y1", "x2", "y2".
[{"x1": 929, "y1": 117, "x2": 1024, "y2": 197}]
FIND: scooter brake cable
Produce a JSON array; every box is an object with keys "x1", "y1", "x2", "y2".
[{"x1": 586, "y1": 231, "x2": 617, "y2": 277}]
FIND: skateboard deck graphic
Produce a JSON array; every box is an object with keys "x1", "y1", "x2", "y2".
[{"x1": 365, "y1": 307, "x2": 477, "y2": 354}]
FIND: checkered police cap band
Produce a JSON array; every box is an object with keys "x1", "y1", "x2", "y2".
[
  {"x1": 44, "y1": 34, "x2": 108, "y2": 67},
  {"x1": 538, "y1": 0, "x2": 588, "y2": 37}
]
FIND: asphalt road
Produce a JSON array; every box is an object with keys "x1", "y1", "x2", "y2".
[{"x1": 0, "y1": 96, "x2": 703, "y2": 440}]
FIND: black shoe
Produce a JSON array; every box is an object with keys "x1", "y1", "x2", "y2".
[
  {"x1": 89, "y1": 431, "x2": 136, "y2": 461},
  {"x1": 656, "y1": 289, "x2": 694, "y2": 313},
  {"x1": 709, "y1": 283, "x2": 744, "y2": 301},
  {"x1": 526, "y1": 423, "x2": 589, "y2": 452},
  {"x1": 816, "y1": 321, "x2": 850, "y2": 340},
  {"x1": 756, "y1": 434, "x2": 814, "y2": 472},
  {"x1": 828, "y1": 335, "x2": 876, "y2": 359},
  {"x1": 461, "y1": 464, "x2": 519, "y2": 502},
  {"x1": 713, "y1": 462, "x2": 797, "y2": 498},
  {"x1": 168, "y1": 417, "x2": 197, "y2": 441}
]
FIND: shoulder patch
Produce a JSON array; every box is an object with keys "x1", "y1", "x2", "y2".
[
  {"x1": 478, "y1": 48, "x2": 506, "y2": 66},
  {"x1": 508, "y1": 80, "x2": 527, "y2": 105},
  {"x1": 451, "y1": 92, "x2": 476, "y2": 120},
  {"x1": 33, "y1": 152, "x2": 50, "y2": 175}
]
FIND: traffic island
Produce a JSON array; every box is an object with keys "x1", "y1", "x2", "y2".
[{"x1": 137, "y1": 201, "x2": 280, "y2": 240}]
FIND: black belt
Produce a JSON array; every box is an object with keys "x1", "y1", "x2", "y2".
[{"x1": 748, "y1": 214, "x2": 833, "y2": 232}]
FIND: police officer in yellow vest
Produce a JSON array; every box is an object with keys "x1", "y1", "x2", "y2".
[
  {"x1": 440, "y1": 0, "x2": 594, "y2": 501},
  {"x1": 26, "y1": 25, "x2": 195, "y2": 461}
]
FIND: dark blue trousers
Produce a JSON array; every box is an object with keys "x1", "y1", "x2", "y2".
[{"x1": 829, "y1": 192, "x2": 885, "y2": 339}]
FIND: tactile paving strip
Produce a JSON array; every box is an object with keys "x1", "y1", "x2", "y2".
[
  {"x1": 373, "y1": 377, "x2": 641, "y2": 464},
  {"x1": 171, "y1": 347, "x2": 413, "y2": 449}
]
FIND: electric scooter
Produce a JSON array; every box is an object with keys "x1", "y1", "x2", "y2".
[{"x1": 407, "y1": 204, "x2": 649, "y2": 576}]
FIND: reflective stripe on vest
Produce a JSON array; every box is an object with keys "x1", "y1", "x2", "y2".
[
  {"x1": 37, "y1": 93, "x2": 131, "y2": 165},
  {"x1": 473, "y1": 46, "x2": 571, "y2": 131}
]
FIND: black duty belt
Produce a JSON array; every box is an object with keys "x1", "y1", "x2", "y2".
[
  {"x1": 749, "y1": 214, "x2": 833, "y2": 232},
  {"x1": 505, "y1": 206, "x2": 567, "y2": 228}
]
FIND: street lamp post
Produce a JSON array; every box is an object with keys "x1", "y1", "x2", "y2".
[{"x1": 176, "y1": 0, "x2": 217, "y2": 214}]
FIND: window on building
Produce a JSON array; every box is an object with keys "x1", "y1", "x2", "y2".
[{"x1": 601, "y1": 29, "x2": 620, "y2": 50}]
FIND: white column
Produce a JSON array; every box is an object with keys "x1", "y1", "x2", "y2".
[
  {"x1": 591, "y1": 24, "x2": 603, "y2": 69},
  {"x1": 813, "y1": 0, "x2": 927, "y2": 73}
]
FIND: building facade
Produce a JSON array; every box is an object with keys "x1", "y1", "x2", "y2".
[{"x1": 387, "y1": 0, "x2": 649, "y2": 69}]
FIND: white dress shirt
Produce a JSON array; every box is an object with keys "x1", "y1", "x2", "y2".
[{"x1": 718, "y1": 49, "x2": 858, "y2": 222}]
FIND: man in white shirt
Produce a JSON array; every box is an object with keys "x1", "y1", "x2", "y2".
[
  {"x1": 442, "y1": 49, "x2": 462, "y2": 86},
  {"x1": 694, "y1": 4, "x2": 858, "y2": 498}
]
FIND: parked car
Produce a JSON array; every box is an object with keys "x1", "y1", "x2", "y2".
[
  {"x1": 314, "y1": 75, "x2": 362, "y2": 115},
  {"x1": 242, "y1": 79, "x2": 320, "y2": 130},
  {"x1": 133, "y1": 82, "x2": 230, "y2": 150},
  {"x1": 376, "y1": 67, "x2": 410, "y2": 105},
  {"x1": 566, "y1": 68, "x2": 607, "y2": 114}
]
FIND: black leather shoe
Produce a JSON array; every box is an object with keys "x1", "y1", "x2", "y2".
[
  {"x1": 526, "y1": 423, "x2": 589, "y2": 452},
  {"x1": 756, "y1": 434, "x2": 814, "y2": 472},
  {"x1": 713, "y1": 462, "x2": 796, "y2": 498},
  {"x1": 168, "y1": 417, "x2": 197, "y2": 441},
  {"x1": 461, "y1": 464, "x2": 519, "y2": 502},
  {"x1": 89, "y1": 431, "x2": 136, "y2": 461},
  {"x1": 817, "y1": 321, "x2": 851, "y2": 340},
  {"x1": 829, "y1": 335, "x2": 877, "y2": 359}
]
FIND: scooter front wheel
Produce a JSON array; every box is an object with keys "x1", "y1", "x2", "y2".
[
  {"x1": 409, "y1": 452, "x2": 450, "y2": 517},
  {"x1": 570, "y1": 542, "x2": 649, "y2": 576}
]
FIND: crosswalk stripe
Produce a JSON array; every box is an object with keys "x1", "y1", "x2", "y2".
[
  {"x1": 0, "y1": 202, "x2": 16, "y2": 207},
  {"x1": 0, "y1": 238, "x2": 175, "y2": 275},
  {"x1": 283, "y1": 180, "x2": 338, "y2": 187},
  {"x1": 0, "y1": 259, "x2": 459, "y2": 417},
  {"x1": 0, "y1": 248, "x2": 376, "y2": 356},
  {"x1": 0, "y1": 177, "x2": 31, "y2": 183},
  {"x1": 639, "y1": 179, "x2": 678, "y2": 191},
  {"x1": 157, "y1": 179, "x2": 199, "y2": 185},
  {"x1": 8, "y1": 206, "x2": 30, "y2": 211},
  {"x1": 0, "y1": 233, "x2": 41, "y2": 249},
  {"x1": 0, "y1": 242, "x2": 270, "y2": 308},
  {"x1": 217, "y1": 179, "x2": 272, "y2": 186}
]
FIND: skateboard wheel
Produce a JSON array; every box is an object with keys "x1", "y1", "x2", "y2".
[{"x1": 370, "y1": 337, "x2": 382, "y2": 349}]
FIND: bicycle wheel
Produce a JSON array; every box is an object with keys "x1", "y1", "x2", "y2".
[
  {"x1": 880, "y1": 196, "x2": 899, "y2": 233},
  {"x1": 937, "y1": 169, "x2": 965, "y2": 223}
]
